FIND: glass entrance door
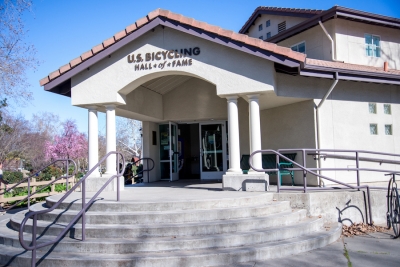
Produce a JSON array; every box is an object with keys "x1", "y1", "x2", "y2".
[
  {"x1": 159, "y1": 122, "x2": 179, "y2": 181},
  {"x1": 199, "y1": 122, "x2": 227, "y2": 179}
]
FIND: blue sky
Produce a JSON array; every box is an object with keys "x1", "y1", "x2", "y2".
[{"x1": 17, "y1": 0, "x2": 400, "y2": 133}]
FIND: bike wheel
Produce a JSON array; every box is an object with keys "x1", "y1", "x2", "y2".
[{"x1": 390, "y1": 187, "x2": 400, "y2": 238}]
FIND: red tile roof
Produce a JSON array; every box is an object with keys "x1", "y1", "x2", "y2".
[
  {"x1": 305, "y1": 58, "x2": 400, "y2": 76},
  {"x1": 39, "y1": 8, "x2": 307, "y2": 86}
]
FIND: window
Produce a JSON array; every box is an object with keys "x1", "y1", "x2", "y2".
[
  {"x1": 258, "y1": 24, "x2": 263, "y2": 31},
  {"x1": 266, "y1": 20, "x2": 271, "y2": 27},
  {"x1": 259, "y1": 35, "x2": 263, "y2": 40},
  {"x1": 266, "y1": 32, "x2": 271, "y2": 39},
  {"x1": 385, "y1": 125, "x2": 393, "y2": 135},
  {"x1": 370, "y1": 124, "x2": 378, "y2": 135},
  {"x1": 365, "y1": 34, "x2": 380, "y2": 57},
  {"x1": 384, "y1": 104, "x2": 391, "y2": 114},
  {"x1": 291, "y1": 42, "x2": 306, "y2": 54},
  {"x1": 369, "y1": 103, "x2": 377, "y2": 114},
  {"x1": 278, "y1": 21, "x2": 286, "y2": 33}
]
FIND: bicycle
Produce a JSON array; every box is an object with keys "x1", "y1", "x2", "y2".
[{"x1": 386, "y1": 172, "x2": 400, "y2": 238}]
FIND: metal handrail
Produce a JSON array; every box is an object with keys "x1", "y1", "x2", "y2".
[
  {"x1": 18, "y1": 151, "x2": 125, "y2": 267},
  {"x1": 1, "y1": 159, "x2": 77, "y2": 210},
  {"x1": 126, "y1": 157, "x2": 155, "y2": 183},
  {"x1": 248, "y1": 149, "x2": 395, "y2": 225}
]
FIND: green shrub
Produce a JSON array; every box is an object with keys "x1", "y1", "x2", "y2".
[
  {"x1": 3, "y1": 171, "x2": 24, "y2": 184},
  {"x1": 38, "y1": 166, "x2": 63, "y2": 181}
]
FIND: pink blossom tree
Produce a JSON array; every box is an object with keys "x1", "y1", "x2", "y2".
[{"x1": 45, "y1": 120, "x2": 88, "y2": 161}]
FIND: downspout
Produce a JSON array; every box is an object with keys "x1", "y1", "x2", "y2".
[
  {"x1": 315, "y1": 72, "x2": 339, "y2": 186},
  {"x1": 318, "y1": 20, "x2": 343, "y2": 62}
]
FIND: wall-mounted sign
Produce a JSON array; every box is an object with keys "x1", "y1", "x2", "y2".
[{"x1": 127, "y1": 47, "x2": 200, "y2": 71}]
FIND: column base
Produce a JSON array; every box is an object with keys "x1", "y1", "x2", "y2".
[
  {"x1": 84, "y1": 175, "x2": 125, "y2": 192},
  {"x1": 222, "y1": 173, "x2": 269, "y2": 192}
]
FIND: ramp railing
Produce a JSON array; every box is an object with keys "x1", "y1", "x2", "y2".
[
  {"x1": 124, "y1": 157, "x2": 155, "y2": 183},
  {"x1": 0, "y1": 159, "x2": 77, "y2": 211},
  {"x1": 18, "y1": 151, "x2": 125, "y2": 267},
  {"x1": 249, "y1": 149, "x2": 400, "y2": 226}
]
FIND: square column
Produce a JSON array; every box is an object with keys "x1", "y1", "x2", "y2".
[
  {"x1": 88, "y1": 107, "x2": 100, "y2": 177},
  {"x1": 248, "y1": 94, "x2": 262, "y2": 171}
]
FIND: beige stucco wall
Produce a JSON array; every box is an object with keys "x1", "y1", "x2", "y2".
[
  {"x1": 70, "y1": 25, "x2": 277, "y2": 108},
  {"x1": 335, "y1": 19, "x2": 400, "y2": 70},
  {"x1": 260, "y1": 100, "x2": 318, "y2": 185},
  {"x1": 142, "y1": 121, "x2": 160, "y2": 181},
  {"x1": 248, "y1": 15, "x2": 308, "y2": 40},
  {"x1": 163, "y1": 78, "x2": 227, "y2": 121},
  {"x1": 277, "y1": 20, "x2": 334, "y2": 61},
  {"x1": 318, "y1": 98, "x2": 400, "y2": 185}
]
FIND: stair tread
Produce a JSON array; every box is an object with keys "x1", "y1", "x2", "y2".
[
  {"x1": 30, "y1": 201, "x2": 290, "y2": 216},
  {"x1": 0, "y1": 216, "x2": 323, "y2": 244},
  {"x1": 0, "y1": 223, "x2": 341, "y2": 260},
  {"x1": 11, "y1": 209, "x2": 306, "y2": 229}
]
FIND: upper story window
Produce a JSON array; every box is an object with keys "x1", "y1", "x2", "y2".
[
  {"x1": 259, "y1": 35, "x2": 263, "y2": 40},
  {"x1": 258, "y1": 24, "x2": 263, "y2": 31},
  {"x1": 278, "y1": 21, "x2": 286, "y2": 33},
  {"x1": 369, "y1": 103, "x2": 377, "y2": 114},
  {"x1": 266, "y1": 20, "x2": 271, "y2": 27},
  {"x1": 365, "y1": 34, "x2": 380, "y2": 57},
  {"x1": 291, "y1": 42, "x2": 306, "y2": 54},
  {"x1": 266, "y1": 32, "x2": 271, "y2": 39},
  {"x1": 384, "y1": 104, "x2": 391, "y2": 114}
]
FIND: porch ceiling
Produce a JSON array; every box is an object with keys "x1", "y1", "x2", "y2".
[{"x1": 140, "y1": 75, "x2": 193, "y2": 95}]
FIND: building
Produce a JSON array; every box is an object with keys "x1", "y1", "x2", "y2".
[{"x1": 39, "y1": 6, "x2": 400, "y2": 191}]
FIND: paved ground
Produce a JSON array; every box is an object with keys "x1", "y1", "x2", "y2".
[
  {"x1": 2, "y1": 180, "x2": 399, "y2": 267},
  {"x1": 217, "y1": 231, "x2": 400, "y2": 267}
]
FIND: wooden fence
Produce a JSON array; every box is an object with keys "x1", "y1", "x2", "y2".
[{"x1": 0, "y1": 177, "x2": 76, "y2": 205}]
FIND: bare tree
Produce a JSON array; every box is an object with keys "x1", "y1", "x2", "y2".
[
  {"x1": 116, "y1": 117, "x2": 142, "y2": 161},
  {"x1": 0, "y1": 0, "x2": 38, "y2": 103}
]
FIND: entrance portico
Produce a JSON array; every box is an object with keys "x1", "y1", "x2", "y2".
[{"x1": 39, "y1": 9, "x2": 335, "y2": 191}]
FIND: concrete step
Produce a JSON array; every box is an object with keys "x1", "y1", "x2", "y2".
[
  {"x1": 45, "y1": 193, "x2": 274, "y2": 212},
  {"x1": 0, "y1": 223, "x2": 341, "y2": 267},
  {"x1": 0, "y1": 217, "x2": 324, "y2": 253},
  {"x1": 11, "y1": 209, "x2": 308, "y2": 238},
  {"x1": 30, "y1": 201, "x2": 291, "y2": 224}
]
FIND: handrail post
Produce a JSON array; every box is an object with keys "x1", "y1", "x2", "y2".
[
  {"x1": 356, "y1": 152, "x2": 360, "y2": 190},
  {"x1": 117, "y1": 155, "x2": 120, "y2": 202},
  {"x1": 31, "y1": 213, "x2": 37, "y2": 267},
  {"x1": 276, "y1": 153, "x2": 280, "y2": 193},
  {"x1": 303, "y1": 150, "x2": 307, "y2": 193},
  {"x1": 82, "y1": 178, "x2": 85, "y2": 241},
  {"x1": 367, "y1": 186, "x2": 372, "y2": 225},
  {"x1": 28, "y1": 177, "x2": 31, "y2": 209},
  {"x1": 66, "y1": 159, "x2": 69, "y2": 191}
]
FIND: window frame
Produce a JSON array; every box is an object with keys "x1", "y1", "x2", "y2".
[
  {"x1": 258, "y1": 24, "x2": 263, "y2": 31},
  {"x1": 266, "y1": 20, "x2": 271, "y2": 27},
  {"x1": 370, "y1": 123, "x2": 378, "y2": 135},
  {"x1": 369, "y1": 103, "x2": 377, "y2": 114},
  {"x1": 385, "y1": 124, "x2": 393, "y2": 135},
  {"x1": 365, "y1": 33, "x2": 381, "y2": 58},
  {"x1": 384, "y1": 104, "x2": 391, "y2": 115},
  {"x1": 259, "y1": 35, "x2": 263, "y2": 40},
  {"x1": 290, "y1": 41, "x2": 306, "y2": 54},
  {"x1": 278, "y1": 21, "x2": 286, "y2": 33},
  {"x1": 266, "y1": 32, "x2": 271, "y2": 39}
]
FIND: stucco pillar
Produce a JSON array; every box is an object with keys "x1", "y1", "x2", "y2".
[
  {"x1": 226, "y1": 96, "x2": 241, "y2": 174},
  {"x1": 248, "y1": 94, "x2": 263, "y2": 171},
  {"x1": 88, "y1": 107, "x2": 100, "y2": 177},
  {"x1": 105, "y1": 105, "x2": 116, "y2": 175}
]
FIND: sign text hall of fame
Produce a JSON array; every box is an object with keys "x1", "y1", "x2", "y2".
[{"x1": 127, "y1": 47, "x2": 200, "y2": 71}]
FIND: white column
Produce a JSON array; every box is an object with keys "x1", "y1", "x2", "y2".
[
  {"x1": 226, "y1": 96, "x2": 242, "y2": 174},
  {"x1": 248, "y1": 95, "x2": 263, "y2": 171},
  {"x1": 88, "y1": 107, "x2": 100, "y2": 177},
  {"x1": 105, "y1": 105, "x2": 116, "y2": 175}
]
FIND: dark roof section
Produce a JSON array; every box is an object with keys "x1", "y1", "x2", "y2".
[
  {"x1": 239, "y1": 6, "x2": 323, "y2": 34},
  {"x1": 266, "y1": 6, "x2": 400, "y2": 43},
  {"x1": 40, "y1": 9, "x2": 306, "y2": 92}
]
